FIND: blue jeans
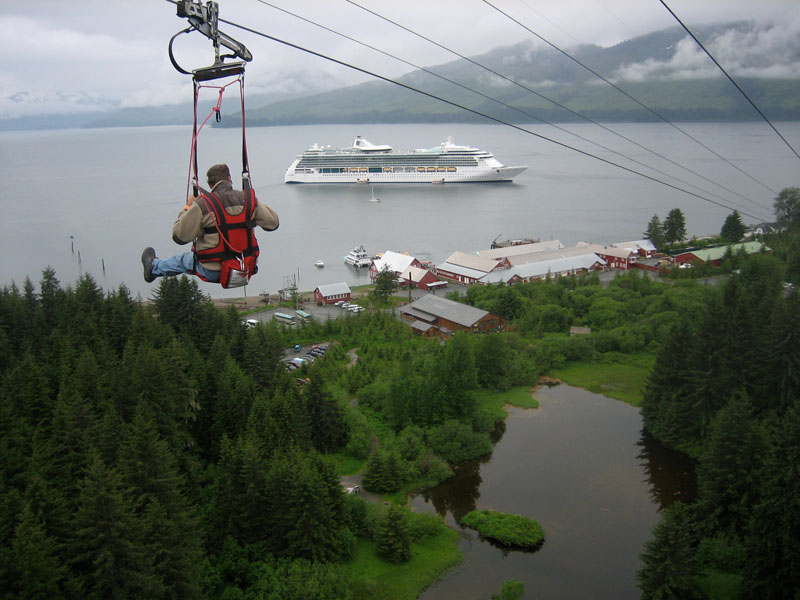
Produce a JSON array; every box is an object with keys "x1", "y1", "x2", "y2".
[{"x1": 152, "y1": 251, "x2": 220, "y2": 282}]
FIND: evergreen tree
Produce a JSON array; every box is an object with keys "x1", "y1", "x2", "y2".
[
  {"x1": 70, "y1": 451, "x2": 160, "y2": 599},
  {"x1": 434, "y1": 331, "x2": 478, "y2": 420},
  {"x1": 362, "y1": 449, "x2": 387, "y2": 493},
  {"x1": 663, "y1": 208, "x2": 687, "y2": 244},
  {"x1": 694, "y1": 394, "x2": 763, "y2": 537},
  {"x1": 475, "y1": 333, "x2": 512, "y2": 390},
  {"x1": 764, "y1": 291, "x2": 800, "y2": 412},
  {"x1": 241, "y1": 321, "x2": 285, "y2": 390},
  {"x1": 371, "y1": 265, "x2": 397, "y2": 304},
  {"x1": 285, "y1": 456, "x2": 351, "y2": 562},
  {"x1": 263, "y1": 449, "x2": 300, "y2": 555},
  {"x1": 494, "y1": 285, "x2": 525, "y2": 320},
  {"x1": 720, "y1": 210, "x2": 746, "y2": 243},
  {"x1": 641, "y1": 319, "x2": 698, "y2": 449},
  {"x1": 151, "y1": 275, "x2": 212, "y2": 341},
  {"x1": 118, "y1": 402, "x2": 203, "y2": 598},
  {"x1": 235, "y1": 435, "x2": 272, "y2": 546},
  {"x1": 773, "y1": 186, "x2": 800, "y2": 230},
  {"x1": 304, "y1": 374, "x2": 348, "y2": 453},
  {"x1": 637, "y1": 502, "x2": 702, "y2": 600},
  {"x1": 8, "y1": 504, "x2": 67, "y2": 600},
  {"x1": 644, "y1": 214, "x2": 666, "y2": 249},
  {"x1": 375, "y1": 504, "x2": 412, "y2": 563},
  {"x1": 742, "y1": 404, "x2": 800, "y2": 600}
]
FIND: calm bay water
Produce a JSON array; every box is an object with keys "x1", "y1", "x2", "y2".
[
  {"x1": 0, "y1": 121, "x2": 797, "y2": 297},
  {"x1": 413, "y1": 384, "x2": 697, "y2": 600}
]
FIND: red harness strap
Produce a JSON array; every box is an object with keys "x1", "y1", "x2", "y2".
[{"x1": 192, "y1": 189, "x2": 260, "y2": 288}]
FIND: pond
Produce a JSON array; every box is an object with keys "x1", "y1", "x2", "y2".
[{"x1": 411, "y1": 384, "x2": 696, "y2": 600}]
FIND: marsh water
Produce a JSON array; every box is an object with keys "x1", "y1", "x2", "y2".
[{"x1": 412, "y1": 384, "x2": 696, "y2": 600}]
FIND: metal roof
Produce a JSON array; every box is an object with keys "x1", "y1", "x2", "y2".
[
  {"x1": 315, "y1": 282, "x2": 351, "y2": 296},
  {"x1": 481, "y1": 254, "x2": 606, "y2": 283},
  {"x1": 403, "y1": 294, "x2": 490, "y2": 327},
  {"x1": 411, "y1": 321, "x2": 435, "y2": 333},
  {"x1": 373, "y1": 250, "x2": 415, "y2": 273},
  {"x1": 401, "y1": 265, "x2": 432, "y2": 283},
  {"x1": 478, "y1": 240, "x2": 564, "y2": 260},
  {"x1": 687, "y1": 241, "x2": 767, "y2": 262},
  {"x1": 443, "y1": 251, "x2": 501, "y2": 273},
  {"x1": 613, "y1": 239, "x2": 657, "y2": 253},
  {"x1": 435, "y1": 261, "x2": 491, "y2": 280}
]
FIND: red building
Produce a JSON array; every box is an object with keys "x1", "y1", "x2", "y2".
[
  {"x1": 314, "y1": 282, "x2": 352, "y2": 305},
  {"x1": 369, "y1": 250, "x2": 424, "y2": 282},
  {"x1": 401, "y1": 266, "x2": 443, "y2": 291}
]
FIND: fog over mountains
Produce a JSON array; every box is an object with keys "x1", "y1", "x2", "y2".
[{"x1": 4, "y1": 21, "x2": 799, "y2": 131}]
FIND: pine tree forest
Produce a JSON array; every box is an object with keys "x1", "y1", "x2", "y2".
[{"x1": 1, "y1": 223, "x2": 799, "y2": 599}]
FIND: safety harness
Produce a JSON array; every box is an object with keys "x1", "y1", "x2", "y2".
[
  {"x1": 170, "y1": 1, "x2": 259, "y2": 288},
  {"x1": 192, "y1": 188, "x2": 260, "y2": 289}
]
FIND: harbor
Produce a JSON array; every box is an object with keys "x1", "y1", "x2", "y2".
[{"x1": 1, "y1": 121, "x2": 797, "y2": 302}]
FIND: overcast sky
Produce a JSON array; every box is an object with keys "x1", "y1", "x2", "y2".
[{"x1": 1, "y1": 0, "x2": 798, "y2": 118}]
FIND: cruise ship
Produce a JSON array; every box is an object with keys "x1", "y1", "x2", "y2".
[{"x1": 284, "y1": 136, "x2": 527, "y2": 184}]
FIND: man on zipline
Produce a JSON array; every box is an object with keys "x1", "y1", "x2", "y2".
[{"x1": 142, "y1": 163, "x2": 279, "y2": 286}]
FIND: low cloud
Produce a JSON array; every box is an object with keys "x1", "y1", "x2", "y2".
[{"x1": 613, "y1": 21, "x2": 800, "y2": 82}]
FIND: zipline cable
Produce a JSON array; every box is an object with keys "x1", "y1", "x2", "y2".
[
  {"x1": 253, "y1": 0, "x2": 769, "y2": 216},
  {"x1": 210, "y1": 11, "x2": 770, "y2": 222},
  {"x1": 480, "y1": 0, "x2": 779, "y2": 196},
  {"x1": 344, "y1": 0, "x2": 774, "y2": 210},
  {"x1": 658, "y1": 0, "x2": 800, "y2": 162}
]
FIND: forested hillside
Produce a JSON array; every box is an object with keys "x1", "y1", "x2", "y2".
[
  {"x1": 1, "y1": 223, "x2": 798, "y2": 598},
  {"x1": 243, "y1": 22, "x2": 800, "y2": 126}
]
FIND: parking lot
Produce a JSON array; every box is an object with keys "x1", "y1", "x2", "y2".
[{"x1": 286, "y1": 342, "x2": 329, "y2": 371}]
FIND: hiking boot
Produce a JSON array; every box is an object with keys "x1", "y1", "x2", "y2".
[{"x1": 142, "y1": 247, "x2": 156, "y2": 282}]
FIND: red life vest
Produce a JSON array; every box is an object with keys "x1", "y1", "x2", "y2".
[{"x1": 193, "y1": 189, "x2": 260, "y2": 288}]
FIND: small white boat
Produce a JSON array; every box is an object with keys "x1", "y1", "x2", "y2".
[
  {"x1": 314, "y1": 259, "x2": 325, "y2": 268},
  {"x1": 369, "y1": 187, "x2": 380, "y2": 202}
]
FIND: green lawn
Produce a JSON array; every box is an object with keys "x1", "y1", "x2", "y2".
[
  {"x1": 551, "y1": 355, "x2": 654, "y2": 407},
  {"x1": 346, "y1": 530, "x2": 462, "y2": 600}
]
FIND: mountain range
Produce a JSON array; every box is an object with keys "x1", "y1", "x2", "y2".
[
  {"x1": 4, "y1": 21, "x2": 799, "y2": 131},
  {"x1": 240, "y1": 22, "x2": 800, "y2": 126}
]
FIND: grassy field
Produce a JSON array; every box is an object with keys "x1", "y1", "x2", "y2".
[
  {"x1": 346, "y1": 530, "x2": 462, "y2": 600},
  {"x1": 551, "y1": 354, "x2": 655, "y2": 407}
]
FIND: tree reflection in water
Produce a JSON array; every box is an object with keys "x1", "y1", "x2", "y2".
[
  {"x1": 417, "y1": 420, "x2": 505, "y2": 523},
  {"x1": 636, "y1": 428, "x2": 698, "y2": 511}
]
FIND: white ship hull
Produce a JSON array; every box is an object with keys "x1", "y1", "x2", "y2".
[
  {"x1": 286, "y1": 165, "x2": 526, "y2": 184},
  {"x1": 285, "y1": 136, "x2": 527, "y2": 184}
]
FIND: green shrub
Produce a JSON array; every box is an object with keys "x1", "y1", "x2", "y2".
[
  {"x1": 407, "y1": 511, "x2": 446, "y2": 542},
  {"x1": 416, "y1": 451, "x2": 453, "y2": 486},
  {"x1": 426, "y1": 420, "x2": 492, "y2": 463},
  {"x1": 560, "y1": 334, "x2": 595, "y2": 361},
  {"x1": 460, "y1": 509, "x2": 545, "y2": 550}
]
